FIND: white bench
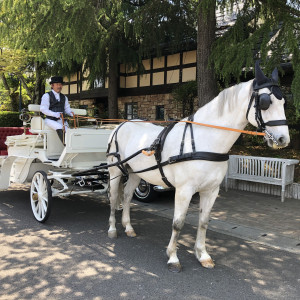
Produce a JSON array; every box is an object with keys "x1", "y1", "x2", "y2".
[{"x1": 225, "y1": 155, "x2": 299, "y2": 202}]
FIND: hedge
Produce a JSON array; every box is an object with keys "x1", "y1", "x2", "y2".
[{"x1": 0, "y1": 111, "x2": 23, "y2": 127}]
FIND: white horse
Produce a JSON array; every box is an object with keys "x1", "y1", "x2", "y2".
[{"x1": 106, "y1": 63, "x2": 289, "y2": 272}]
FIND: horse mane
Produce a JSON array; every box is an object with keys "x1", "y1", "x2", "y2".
[{"x1": 215, "y1": 80, "x2": 253, "y2": 117}]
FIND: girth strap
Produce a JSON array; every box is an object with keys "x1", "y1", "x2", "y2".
[{"x1": 133, "y1": 151, "x2": 229, "y2": 174}]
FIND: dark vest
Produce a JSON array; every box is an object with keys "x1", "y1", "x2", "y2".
[{"x1": 46, "y1": 91, "x2": 66, "y2": 121}]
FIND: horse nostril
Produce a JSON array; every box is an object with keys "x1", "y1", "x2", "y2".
[{"x1": 278, "y1": 136, "x2": 285, "y2": 145}]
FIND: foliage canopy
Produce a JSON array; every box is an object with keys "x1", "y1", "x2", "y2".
[{"x1": 213, "y1": 0, "x2": 300, "y2": 112}]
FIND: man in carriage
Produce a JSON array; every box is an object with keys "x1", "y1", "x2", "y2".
[{"x1": 40, "y1": 76, "x2": 74, "y2": 145}]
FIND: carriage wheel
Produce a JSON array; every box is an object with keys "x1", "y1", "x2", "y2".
[
  {"x1": 30, "y1": 171, "x2": 52, "y2": 223},
  {"x1": 134, "y1": 179, "x2": 157, "y2": 203}
]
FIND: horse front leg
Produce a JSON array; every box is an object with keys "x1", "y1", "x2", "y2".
[
  {"x1": 195, "y1": 187, "x2": 220, "y2": 268},
  {"x1": 122, "y1": 173, "x2": 140, "y2": 237},
  {"x1": 166, "y1": 187, "x2": 194, "y2": 273}
]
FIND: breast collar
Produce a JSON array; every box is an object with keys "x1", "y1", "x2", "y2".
[{"x1": 246, "y1": 80, "x2": 288, "y2": 132}]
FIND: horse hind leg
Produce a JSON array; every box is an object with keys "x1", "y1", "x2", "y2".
[
  {"x1": 121, "y1": 172, "x2": 140, "y2": 237},
  {"x1": 166, "y1": 187, "x2": 194, "y2": 273},
  {"x1": 108, "y1": 168, "x2": 123, "y2": 239},
  {"x1": 194, "y1": 187, "x2": 220, "y2": 269}
]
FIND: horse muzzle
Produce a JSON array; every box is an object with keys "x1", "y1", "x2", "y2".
[{"x1": 264, "y1": 130, "x2": 290, "y2": 149}]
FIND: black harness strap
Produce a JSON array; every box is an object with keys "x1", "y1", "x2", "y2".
[
  {"x1": 106, "y1": 122, "x2": 129, "y2": 177},
  {"x1": 264, "y1": 120, "x2": 288, "y2": 127},
  {"x1": 246, "y1": 93, "x2": 256, "y2": 122},
  {"x1": 133, "y1": 151, "x2": 229, "y2": 175},
  {"x1": 152, "y1": 122, "x2": 177, "y2": 188},
  {"x1": 180, "y1": 115, "x2": 196, "y2": 155}
]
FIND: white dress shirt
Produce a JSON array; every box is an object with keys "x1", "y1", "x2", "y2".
[{"x1": 40, "y1": 90, "x2": 73, "y2": 118}]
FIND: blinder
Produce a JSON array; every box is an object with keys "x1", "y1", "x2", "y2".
[
  {"x1": 256, "y1": 85, "x2": 285, "y2": 111},
  {"x1": 256, "y1": 92, "x2": 272, "y2": 110}
]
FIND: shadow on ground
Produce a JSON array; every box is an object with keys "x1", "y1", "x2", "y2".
[{"x1": 0, "y1": 189, "x2": 299, "y2": 299}]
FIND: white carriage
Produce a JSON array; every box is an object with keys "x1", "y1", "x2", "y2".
[{"x1": 0, "y1": 104, "x2": 114, "y2": 222}]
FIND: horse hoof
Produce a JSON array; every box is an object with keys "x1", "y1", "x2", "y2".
[
  {"x1": 126, "y1": 230, "x2": 137, "y2": 237},
  {"x1": 168, "y1": 263, "x2": 182, "y2": 273},
  {"x1": 200, "y1": 259, "x2": 215, "y2": 269},
  {"x1": 108, "y1": 230, "x2": 117, "y2": 239}
]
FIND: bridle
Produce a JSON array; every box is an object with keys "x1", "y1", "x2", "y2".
[{"x1": 246, "y1": 80, "x2": 288, "y2": 145}]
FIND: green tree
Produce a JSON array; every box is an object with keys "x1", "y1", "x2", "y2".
[
  {"x1": 0, "y1": 47, "x2": 34, "y2": 110},
  {"x1": 211, "y1": 0, "x2": 300, "y2": 112},
  {"x1": 194, "y1": 0, "x2": 300, "y2": 111},
  {"x1": 0, "y1": 0, "x2": 197, "y2": 117}
]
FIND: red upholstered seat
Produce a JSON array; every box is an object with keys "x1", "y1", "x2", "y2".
[
  {"x1": 0, "y1": 150, "x2": 8, "y2": 155},
  {"x1": 0, "y1": 127, "x2": 30, "y2": 151}
]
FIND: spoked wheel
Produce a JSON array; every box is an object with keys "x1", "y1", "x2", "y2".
[{"x1": 30, "y1": 171, "x2": 52, "y2": 223}]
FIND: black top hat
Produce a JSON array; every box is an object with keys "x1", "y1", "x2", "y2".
[{"x1": 50, "y1": 76, "x2": 64, "y2": 84}]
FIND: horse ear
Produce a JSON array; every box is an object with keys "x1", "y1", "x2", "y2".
[
  {"x1": 255, "y1": 61, "x2": 267, "y2": 85},
  {"x1": 271, "y1": 67, "x2": 279, "y2": 83}
]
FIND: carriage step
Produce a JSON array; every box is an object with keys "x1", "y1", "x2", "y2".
[
  {"x1": 44, "y1": 159, "x2": 59, "y2": 163},
  {"x1": 153, "y1": 185, "x2": 174, "y2": 192},
  {"x1": 47, "y1": 158, "x2": 59, "y2": 161}
]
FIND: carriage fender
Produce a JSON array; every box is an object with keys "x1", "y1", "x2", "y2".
[{"x1": 0, "y1": 156, "x2": 18, "y2": 190}]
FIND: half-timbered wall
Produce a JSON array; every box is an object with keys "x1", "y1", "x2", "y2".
[
  {"x1": 119, "y1": 50, "x2": 196, "y2": 89},
  {"x1": 63, "y1": 49, "x2": 197, "y2": 119}
]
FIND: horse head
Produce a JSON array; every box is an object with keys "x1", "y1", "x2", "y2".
[{"x1": 247, "y1": 61, "x2": 290, "y2": 149}]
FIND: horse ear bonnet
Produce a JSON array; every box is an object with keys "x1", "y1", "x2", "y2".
[
  {"x1": 255, "y1": 61, "x2": 268, "y2": 86},
  {"x1": 254, "y1": 61, "x2": 283, "y2": 100}
]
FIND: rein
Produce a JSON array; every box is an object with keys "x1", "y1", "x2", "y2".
[{"x1": 74, "y1": 116, "x2": 266, "y2": 136}]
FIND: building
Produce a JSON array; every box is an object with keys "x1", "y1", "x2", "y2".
[{"x1": 62, "y1": 46, "x2": 198, "y2": 120}]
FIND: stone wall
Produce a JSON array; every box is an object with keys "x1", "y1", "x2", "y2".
[{"x1": 118, "y1": 93, "x2": 195, "y2": 120}]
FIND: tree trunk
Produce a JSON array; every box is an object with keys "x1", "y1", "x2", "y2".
[
  {"x1": 108, "y1": 50, "x2": 119, "y2": 119},
  {"x1": 197, "y1": 1, "x2": 218, "y2": 108},
  {"x1": 18, "y1": 74, "x2": 33, "y2": 101},
  {"x1": 33, "y1": 61, "x2": 45, "y2": 104},
  {"x1": 1, "y1": 73, "x2": 10, "y2": 93},
  {"x1": 0, "y1": 73, "x2": 18, "y2": 111}
]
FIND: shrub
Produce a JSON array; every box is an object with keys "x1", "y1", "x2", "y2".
[{"x1": 0, "y1": 111, "x2": 22, "y2": 127}]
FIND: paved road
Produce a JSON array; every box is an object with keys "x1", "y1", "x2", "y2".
[{"x1": 0, "y1": 187, "x2": 300, "y2": 300}]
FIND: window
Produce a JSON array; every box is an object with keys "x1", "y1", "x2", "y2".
[
  {"x1": 125, "y1": 103, "x2": 138, "y2": 120},
  {"x1": 156, "y1": 105, "x2": 165, "y2": 120}
]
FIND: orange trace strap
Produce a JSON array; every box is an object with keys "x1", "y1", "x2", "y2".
[
  {"x1": 73, "y1": 113, "x2": 77, "y2": 128},
  {"x1": 74, "y1": 116, "x2": 265, "y2": 136},
  {"x1": 60, "y1": 113, "x2": 65, "y2": 131}
]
